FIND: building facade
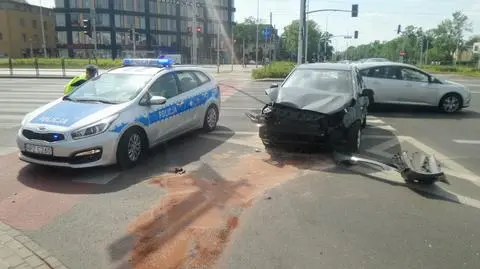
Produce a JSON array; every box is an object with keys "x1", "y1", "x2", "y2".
[
  {"x1": 0, "y1": 0, "x2": 56, "y2": 58},
  {"x1": 54, "y1": 0, "x2": 235, "y2": 61}
]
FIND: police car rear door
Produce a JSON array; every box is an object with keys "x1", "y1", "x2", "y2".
[{"x1": 175, "y1": 69, "x2": 209, "y2": 130}]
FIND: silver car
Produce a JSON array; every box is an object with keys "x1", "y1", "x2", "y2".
[
  {"x1": 356, "y1": 62, "x2": 472, "y2": 113},
  {"x1": 17, "y1": 58, "x2": 221, "y2": 169}
]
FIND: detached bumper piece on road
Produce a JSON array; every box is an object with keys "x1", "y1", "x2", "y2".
[
  {"x1": 246, "y1": 104, "x2": 349, "y2": 148},
  {"x1": 334, "y1": 151, "x2": 446, "y2": 185}
]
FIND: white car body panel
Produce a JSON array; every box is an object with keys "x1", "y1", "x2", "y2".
[{"x1": 357, "y1": 62, "x2": 472, "y2": 108}]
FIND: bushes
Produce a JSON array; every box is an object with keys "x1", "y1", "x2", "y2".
[
  {"x1": 252, "y1": 61, "x2": 295, "y2": 79},
  {"x1": 420, "y1": 65, "x2": 480, "y2": 77}
]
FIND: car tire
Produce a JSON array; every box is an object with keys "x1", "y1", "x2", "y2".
[
  {"x1": 439, "y1": 93, "x2": 462, "y2": 113},
  {"x1": 203, "y1": 104, "x2": 219, "y2": 132},
  {"x1": 116, "y1": 127, "x2": 146, "y2": 170},
  {"x1": 345, "y1": 121, "x2": 362, "y2": 153}
]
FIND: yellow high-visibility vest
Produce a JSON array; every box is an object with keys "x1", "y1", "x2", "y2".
[{"x1": 64, "y1": 73, "x2": 88, "y2": 95}]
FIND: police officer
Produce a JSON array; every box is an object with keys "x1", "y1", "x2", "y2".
[{"x1": 64, "y1": 64, "x2": 98, "y2": 95}]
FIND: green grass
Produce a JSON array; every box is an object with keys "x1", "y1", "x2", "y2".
[
  {"x1": 420, "y1": 65, "x2": 480, "y2": 77},
  {"x1": 252, "y1": 61, "x2": 295, "y2": 79},
  {"x1": 0, "y1": 58, "x2": 123, "y2": 69}
]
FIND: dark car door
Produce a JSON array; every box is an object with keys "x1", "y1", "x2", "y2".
[{"x1": 353, "y1": 68, "x2": 368, "y2": 124}]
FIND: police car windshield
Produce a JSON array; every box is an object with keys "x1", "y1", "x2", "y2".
[{"x1": 67, "y1": 73, "x2": 152, "y2": 104}]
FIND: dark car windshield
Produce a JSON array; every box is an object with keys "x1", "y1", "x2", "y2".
[
  {"x1": 67, "y1": 73, "x2": 153, "y2": 104},
  {"x1": 282, "y1": 69, "x2": 352, "y2": 94}
]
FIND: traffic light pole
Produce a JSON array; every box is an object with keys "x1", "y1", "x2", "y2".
[
  {"x1": 297, "y1": 0, "x2": 306, "y2": 64},
  {"x1": 39, "y1": 1, "x2": 47, "y2": 57},
  {"x1": 192, "y1": 2, "x2": 197, "y2": 65},
  {"x1": 89, "y1": 0, "x2": 97, "y2": 56}
]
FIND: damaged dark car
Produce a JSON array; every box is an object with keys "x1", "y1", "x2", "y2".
[{"x1": 247, "y1": 63, "x2": 374, "y2": 153}]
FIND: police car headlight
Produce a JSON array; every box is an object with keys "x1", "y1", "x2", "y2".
[{"x1": 71, "y1": 114, "x2": 119, "y2": 140}]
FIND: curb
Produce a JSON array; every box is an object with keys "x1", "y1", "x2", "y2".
[{"x1": 0, "y1": 221, "x2": 68, "y2": 269}]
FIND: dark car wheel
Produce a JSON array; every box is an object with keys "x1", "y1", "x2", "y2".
[
  {"x1": 345, "y1": 121, "x2": 362, "y2": 153},
  {"x1": 117, "y1": 127, "x2": 146, "y2": 170},
  {"x1": 203, "y1": 104, "x2": 219, "y2": 132},
  {"x1": 361, "y1": 112, "x2": 367, "y2": 128}
]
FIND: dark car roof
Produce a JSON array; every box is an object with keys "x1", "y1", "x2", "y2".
[{"x1": 296, "y1": 63, "x2": 354, "y2": 71}]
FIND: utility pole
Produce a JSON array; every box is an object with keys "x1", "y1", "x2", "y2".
[
  {"x1": 305, "y1": 0, "x2": 309, "y2": 62},
  {"x1": 255, "y1": 0, "x2": 259, "y2": 67},
  {"x1": 324, "y1": 16, "x2": 329, "y2": 61},
  {"x1": 231, "y1": 24, "x2": 234, "y2": 71},
  {"x1": 297, "y1": 0, "x2": 306, "y2": 64},
  {"x1": 39, "y1": 0, "x2": 47, "y2": 57},
  {"x1": 242, "y1": 38, "x2": 245, "y2": 67},
  {"x1": 192, "y1": 1, "x2": 197, "y2": 65},
  {"x1": 89, "y1": 0, "x2": 97, "y2": 55},
  {"x1": 419, "y1": 37, "x2": 423, "y2": 65},
  {"x1": 217, "y1": 23, "x2": 220, "y2": 73},
  {"x1": 269, "y1": 12, "x2": 273, "y2": 61},
  {"x1": 425, "y1": 39, "x2": 429, "y2": 64},
  {"x1": 131, "y1": 25, "x2": 136, "y2": 57}
]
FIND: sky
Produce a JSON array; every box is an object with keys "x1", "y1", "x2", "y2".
[{"x1": 27, "y1": 0, "x2": 480, "y2": 51}]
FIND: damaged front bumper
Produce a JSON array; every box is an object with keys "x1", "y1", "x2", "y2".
[{"x1": 246, "y1": 104, "x2": 346, "y2": 146}]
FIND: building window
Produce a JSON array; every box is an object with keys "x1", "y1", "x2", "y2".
[
  {"x1": 54, "y1": 0, "x2": 64, "y2": 8},
  {"x1": 150, "y1": 1, "x2": 176, "y2": 15},
  {"x1": 114, "y1": 0, "x2": 145, "y2": 12},
  {"x1": 69, "y1": 13, "x2": 89, "y2": 27},
  {"x1": 96, "y1": 14, "x2": 110, "y2": 27},
  {"x1": 44, "y1": 21, "x2": 47, "y2": 30},
  {"x1": 115, "y1": 15, "x2": 145, "y2": 29},
  {"x1": 96, "y1": 32, "x2": 111, "y2": 45},
  {"x1": 150, "y1": 18, "x2": 177, "y2": 32},
  {"x1": 55, "y1": 14, "x2": 65, "y2": 26},
  {"x1": 32, "y1": 20, "x2": 37, "y2": 29},
  {"x1": 69, "y1": 0, "x2": 88, "y2": 8},
  {"x1": 56, "y1": 31, "x2": 67, "y2": 45},
  {"x1": 20, "y1": 18, "x2": 25, "y2": 27},
  {"x1": 152, "y1": 34, "x2": 177, "y2": 47},
  {"x1": 95, "y1": 0, "x2": 108, "y2": 8}
]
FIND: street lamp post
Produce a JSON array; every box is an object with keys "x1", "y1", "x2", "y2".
[
  {"x1": 255, "y1": 0, "x2": 259, "y2": 68},
  {"x1": 39, "y1": 0, "x2": 47, "y2": 57}
]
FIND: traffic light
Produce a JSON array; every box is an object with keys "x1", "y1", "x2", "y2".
[
  {"x1": 196, "y1": 26, "x2": 202, "y2": 33},
  {"x1": 351, "y1": 4, "x2": 358, "y2": 17},
  {"x1": 82, "y1": 19, "x2": 92, "y2": 38},
  {"x1": 129, "y1": 29, "x2": 134, "y2": 40},
  {"x1": 135, "y1": 33, "x2": 139, "y2": 42},
  {"x1": 397, "y1": 24, "x2": 401, "y2": 34},
  {"x1": 354, "y1": 31, "x2": 359, "y2": 39}
]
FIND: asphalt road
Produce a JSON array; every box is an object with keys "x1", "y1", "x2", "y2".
[{"x1": 0, "y1": 75, "x2": 480, "y2": 269}]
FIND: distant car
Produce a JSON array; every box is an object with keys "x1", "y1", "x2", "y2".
[
  {"x1": 247, "y1": 63, "x2": 371, "y2": 153},
  {"x1": 357, "y1": 62, "x2": 472, "y2": 113},
  {"x1": 17, "y1": 58, "x2": 221, "y2": 169}
]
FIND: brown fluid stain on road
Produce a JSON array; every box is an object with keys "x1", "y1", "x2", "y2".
[{"x1": 126, "y1": 151, "x2": 335, "y2": 269}]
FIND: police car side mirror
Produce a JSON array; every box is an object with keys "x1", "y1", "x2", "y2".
[{"x1": 149, "y1": 96, "x2": 167, "y2": 106}]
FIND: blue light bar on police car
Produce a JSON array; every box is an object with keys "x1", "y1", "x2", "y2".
[{"x1": 122, "y1": 58, "x2": 174, "y2": 67}]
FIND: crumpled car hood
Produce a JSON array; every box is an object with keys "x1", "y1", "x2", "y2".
[{"x1": 265, "y1": 86, "x2": 352, "y2": 114}]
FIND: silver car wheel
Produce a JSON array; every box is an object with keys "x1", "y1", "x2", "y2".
[
  {"x1": 443, "y1": 96, "x2": 460, "y2": 113},
  {"x1": 206, "y1": 107, "x2": 218, "y2": 128},
  {"x1": 127, "y1": 133, "x2": 142, "y2": 162}
]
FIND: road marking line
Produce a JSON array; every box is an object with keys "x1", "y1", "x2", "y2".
[
  {"x1": 366, "y1": 119, "x2": 385, "y2": 124},
  {"x1": 365, "y1": 124, "x2": 396, "y2": 131},
  {"x1": 0, "y1": 123, "x2": 20, "y2": 129},
  {"x1": 363, "y1": 135, "x2": 396, "y2": 139},
  {"x1": 207, "y1": 131, "x2": 258, "y2": 136},
  {"x1": 0, "y1": 115, "x2": 25, "y2": 121},
  {"x1": 221, "y1": 107, "x2": 259, "y2": 110},
  {"x1": 453, "y1": 139, "x2": 480, "y2": 145}
]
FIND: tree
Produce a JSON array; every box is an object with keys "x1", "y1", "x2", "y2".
[{"x1": 280, "y1": 19, "x2": 333, "y2": 62}]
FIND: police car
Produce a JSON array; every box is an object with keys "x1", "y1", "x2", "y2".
[{"x1": 16, "y1": 58, "x2": 221, "y2": 169}]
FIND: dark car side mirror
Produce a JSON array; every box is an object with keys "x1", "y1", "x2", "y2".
[{"x1": 270, "y1": 83, "x2": 279, "y2": 88}]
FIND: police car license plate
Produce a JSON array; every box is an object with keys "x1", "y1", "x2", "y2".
[{"x1": 25, "y1": 144, "x2": 53, "y2": 155}]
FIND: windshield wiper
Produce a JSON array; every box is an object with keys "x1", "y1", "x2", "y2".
[
  {"x1": 63, "y1": 96, "x2": 73, "y2": 101},
  {"x1": 73, "y1": 98, "x2": 119, "y2": 104}
]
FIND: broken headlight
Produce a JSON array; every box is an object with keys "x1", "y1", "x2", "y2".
[{"x1": 262, "y1": 105, "x2": 273, "y2": 115}]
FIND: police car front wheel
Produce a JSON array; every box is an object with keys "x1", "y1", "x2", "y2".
[{"x1": 117, "y1": 127, "x2": 146, "y2": 169}]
